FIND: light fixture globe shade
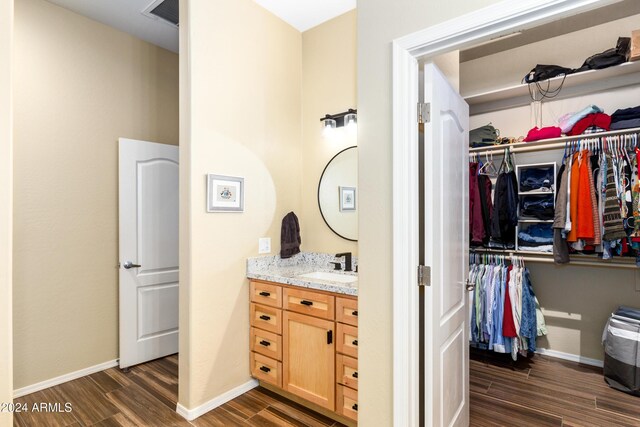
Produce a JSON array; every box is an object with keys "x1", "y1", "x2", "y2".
[
  {"x1": 322, "y1": 118, "x2": 337, "y2": 137},
  {"x1": 345, "y1": 113, "x2": 357, "y2": 129}
]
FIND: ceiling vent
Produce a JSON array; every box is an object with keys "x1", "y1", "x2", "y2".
[{"x1": 142, "y1": 0, "x2": 179, "y2": 27}]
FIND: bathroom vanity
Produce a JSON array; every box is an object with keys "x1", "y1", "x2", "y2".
[{"x1": 247, "y1": 253, "x2": 358, "y2": 423}]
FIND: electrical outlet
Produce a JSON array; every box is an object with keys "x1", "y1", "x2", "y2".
[{"x1": 258, "y1": 237, "x2": 271, "y2": 254}]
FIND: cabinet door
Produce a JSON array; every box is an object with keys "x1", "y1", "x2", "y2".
[{"x1": 282, "y1": 311, "x2": 335, "y2": 410}]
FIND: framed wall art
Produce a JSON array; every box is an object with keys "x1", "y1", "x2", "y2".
[
  {"x1": 207, "y1": 174, "x2": 244, "y2": 212},
  {"x1": 339, "y1": 186, "x2": 356, "y2": 211}
]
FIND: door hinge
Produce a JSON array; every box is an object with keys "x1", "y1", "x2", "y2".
[
  {"x1": 417, "y1": 265, "x2": 431, "y2": 287},
  {"x1": 417, "y1": 102, "x2": 430, "y2": 124}
]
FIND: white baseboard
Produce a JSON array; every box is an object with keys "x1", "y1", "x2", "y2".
[
  {"x1": 536, "y1": 348, "x2": 604, "y2": 368},
  {"x1": 13, "y1": 359, "x2": 119, "y2": 398},
  {"x1": 176, "y1": 379, "x2": 259, "y2": 421}
]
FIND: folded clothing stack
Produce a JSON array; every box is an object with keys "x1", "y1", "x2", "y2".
[
  {"x1": 566, "y1": 113, "x2": 611, "y2": 136},
  {"x1": 558, "y1": 105, "x2": 604, "y2": 134},
  {"x1": 611, "y1": 105, "x2": 640, "y2": 130},
  {"x1": 520, "y1": 195, "x2": 555, "y2": 220},
  {"x1": 518, "y1": 223, "x2": 553, "y2": 252},
  {"x1": 469, "y1": 124, "x2": 498, "y2": 147},
  {"x1": 519, "y1": 167, "x2": 554, "y2": 193}
]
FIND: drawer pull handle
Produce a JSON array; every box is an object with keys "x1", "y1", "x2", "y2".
[
  {"x1": 352, "y1": 339, "x2": 358, "y2": 346},
  {"x1": 352, "y1": 404, "x2": 358, "y2": 411},
  {"x1": 352, "y1": 310, "x2": 358, "y2": 316},
  {"x1": 327, "y1": 330, "x2": 333, "y2": 344},
  {"x1": 259, "y1": 291, "x2": 271, "y2": 297},
  {"x1": 259, "y1": 315, "x2": 271, "y2": 321},
  {"x1": 352, "y1": 371, "x2": 358, "y2": 378},
  {"x1": 259, "y1": 366, "x2": 271, "y2": 373},
  {"x1": 259, "y1": 340, "x2": 271, "y2": 347},
  {"x1": 300, "y1": 300, "x2": 313, "y2": 306}
]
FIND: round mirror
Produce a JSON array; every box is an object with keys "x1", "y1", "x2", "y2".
[{"x1": 318, "y1": 146, "x2": 358, "y2": 241}]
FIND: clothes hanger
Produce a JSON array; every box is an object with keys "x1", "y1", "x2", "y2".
[{"x1": 478, "y1": 152, "x2": 499, "y2": 177}]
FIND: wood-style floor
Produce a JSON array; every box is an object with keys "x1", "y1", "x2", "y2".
[
  {"x1": 470, "y1": 348, "x2": 640, "y2": 426},
  {"x1": 14, "y1": 351, "x2": 640, "y2": 426},
  {"x1": 13, "y1": 355, "x2": 346, "y2": 427}
]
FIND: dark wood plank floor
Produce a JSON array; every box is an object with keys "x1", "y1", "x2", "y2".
[
  {"x1": 13, "y1": 355, "x2": 345, "y2": 427},
  {"x1": 470, "y1": 348, "x2": 640, "y2": 427},
  {"x1": 14, "y1": 351, "x2": 640, "y2": 426}
]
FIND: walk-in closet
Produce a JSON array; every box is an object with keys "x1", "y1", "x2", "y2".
[{"x1": 459, "y1": 1, "x2": 640, "y2": 424}]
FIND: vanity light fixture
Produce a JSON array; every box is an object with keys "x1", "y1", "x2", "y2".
[{"x1": 320, "y1": 109, "x2": 357, "y2": 132}]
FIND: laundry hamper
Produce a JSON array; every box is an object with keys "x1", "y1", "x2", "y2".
[{"x1": 602, "y1": 306, "x2": 640, "y2": 395}]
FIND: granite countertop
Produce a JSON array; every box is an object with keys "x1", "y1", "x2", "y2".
[{"x1": 246, "y1": 252, "x2": 358, "y2": 296}]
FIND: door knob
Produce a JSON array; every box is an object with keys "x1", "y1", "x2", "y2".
[{"x1": 123, "y1": 261, "x2": 142, "y2": 269}]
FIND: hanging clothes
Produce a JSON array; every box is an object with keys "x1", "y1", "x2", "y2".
[
  {"x1": 469, "y1": 162, "x2": 485, "y2": 246},
  {"x1": 469, "y1": 255, "x2": 546, "y2": 360},
  {"x1": 491, "y1": 171, "x2": 518, "y2": 247}
]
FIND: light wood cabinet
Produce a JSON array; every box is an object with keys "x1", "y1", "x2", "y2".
[
  {"x1": 283, "y1": 287, "x2": 335, "y2": 320},
  {"x1": 282, "y1": 311, "x2": 335, "y2": 410},
  {"x1": 336, "y1": 323, "x2": 358, "y2": 359},
  {"x1": 336, "y1": 297, "x2": 358, "y2": 327},
  {"x1": 250, "y1": 303, "x2": 282, "y2": 334},
  {"x1": 249, "y1": 280, "x2": 357, "y2": 423},
  {"x1": 337, "y1": 384, "x2": 358, "y2": 421}
]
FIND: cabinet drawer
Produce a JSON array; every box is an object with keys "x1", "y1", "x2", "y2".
[
  {"x1": 337, "y1": 384, "x2": 358, "y2": 421},
  {"x1": 250, "y1": 303, "x2": 282, "y2": 334},
  {"x1": 336, "y1": 297, "x2": 358, "y2": 327},
  {"x1": 250, "y1": 281, "x2": 282, "y2": 308},
  {"x1": 251, "y1": 352, "x2": 282, "y2": 387},
  {"x1": 283, "y1": 288, "x2": 335, "y2": 320},
  {"x1": 251, "y1": 327, "x2": 282, "y2": 361},
  {"x1": 336, "y1": 323, "x2": 358, "y2": 358},
  {"x1": 336, "y1": 354, "x2": 358, "y2": 390}
]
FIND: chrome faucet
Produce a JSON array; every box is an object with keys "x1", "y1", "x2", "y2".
[{"x1": 335, "y1": 252, "x2": 353, "y2": 272}]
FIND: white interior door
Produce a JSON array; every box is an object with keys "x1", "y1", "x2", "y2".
[
  {"x1": 422, "y1": 63, "x2": 469, "y2": 427},
  {"x1": 119, "y1": 138, "x2": 179, "y2": 368}
]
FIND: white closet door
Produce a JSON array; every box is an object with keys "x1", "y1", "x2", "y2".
[
  {"x1": 422, "y1": 63, "x2": 470, "y2": 427},
  {"x1": 119, "y1": 138, "x2": 179, "y2": 368}
]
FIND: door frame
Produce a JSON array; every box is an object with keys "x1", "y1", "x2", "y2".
[{"x1": 391, "y1": 0, "x2": 620, "y2": 425}]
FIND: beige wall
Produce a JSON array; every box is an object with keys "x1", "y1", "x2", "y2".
[
  {"x1": 301, "y1": 10, "x2": 358, "y2": 255},
  {"x1": 0, "y1": 0, "x2": 13, "y2": 425},
  {"x1": 13, "y1": 0, "x2": 178, "y2": 389},
  {"x1": 179, "y1": 0, "x2": 302, "y2": 409},
  {"x1": 357, "y1": 1, "x2": 501, "y2": 425}
]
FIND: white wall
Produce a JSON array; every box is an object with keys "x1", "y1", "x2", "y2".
[
  {"x1": 301, "y1": 10, "x2": 358, "y2": 254},
  {"x1": 179, "y1": 0, "x2": 302, "y2": 410},
  {"x1": 357, "y1": 1, "x2": 501, "y2": 424},
  {"x1": 0, "y1": 0, "x2": 13, "y2": 425},
  {"x1": 13, "y1": 0, "x2": 178, "y2": 389}
]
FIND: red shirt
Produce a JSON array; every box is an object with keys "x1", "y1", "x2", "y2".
[{"x1": 502, "y1": 265, "x2": 517, "y2": 338}]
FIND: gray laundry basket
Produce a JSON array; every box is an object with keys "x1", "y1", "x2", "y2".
[{"x1": 602, "y1": 306, "x2": 640, "y2": 396}]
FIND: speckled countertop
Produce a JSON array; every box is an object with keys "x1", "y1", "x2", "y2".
[{"x1": 246, "y1": 252, "x2": 358, "y2": 296}]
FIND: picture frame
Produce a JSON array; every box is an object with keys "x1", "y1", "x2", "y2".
[
  {"x1": 339, "y1": 186, "x2": 356, "y2": 211},
  {"x1": 207, "y1": 174, "x2": 244, "y2": 212}
]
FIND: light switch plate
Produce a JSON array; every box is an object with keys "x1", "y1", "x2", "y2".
[{"x1": 258, "y1": 237, "x2": 271, "y2": 254}]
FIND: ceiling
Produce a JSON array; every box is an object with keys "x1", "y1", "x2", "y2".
[
  {"x1": 45, "y1": 0, "x2": 356, "y2": 54},
  {"x1": 252, "y1": 0, "x2": 356, "y2": 32},
  {"x1": 47, "y1": 0, "x2": 179, "y2": 53}
]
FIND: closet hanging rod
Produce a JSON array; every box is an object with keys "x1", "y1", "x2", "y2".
[
  {"x1": 470, "y1": 248, "x2": 638, "y2": 270},
  {"x1": 469, "y1": 126, "x2": 640, "y2": 155}
]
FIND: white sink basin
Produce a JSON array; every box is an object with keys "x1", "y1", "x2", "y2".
[{"x1": 297, "y1": 271, "x2": 358, "y2": 284}]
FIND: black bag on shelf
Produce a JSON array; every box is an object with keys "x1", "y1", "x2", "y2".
[
  {"x1": 523, "y1": 64, "x2": 574, "y2": 83},
  {"x1": 575, "y1": 37, "x2": 630, "y2": 72}
]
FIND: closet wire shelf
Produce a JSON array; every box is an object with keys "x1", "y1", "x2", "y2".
[
  {"x1": 469, "y1": 126, "x2": 640, "y2": 156},
  {"x1": 470, "y1": 127, "x2": 640, "y2": 270},
  {"x1": 470, "y1": 248, "x2": 638, "y2": 270}
]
